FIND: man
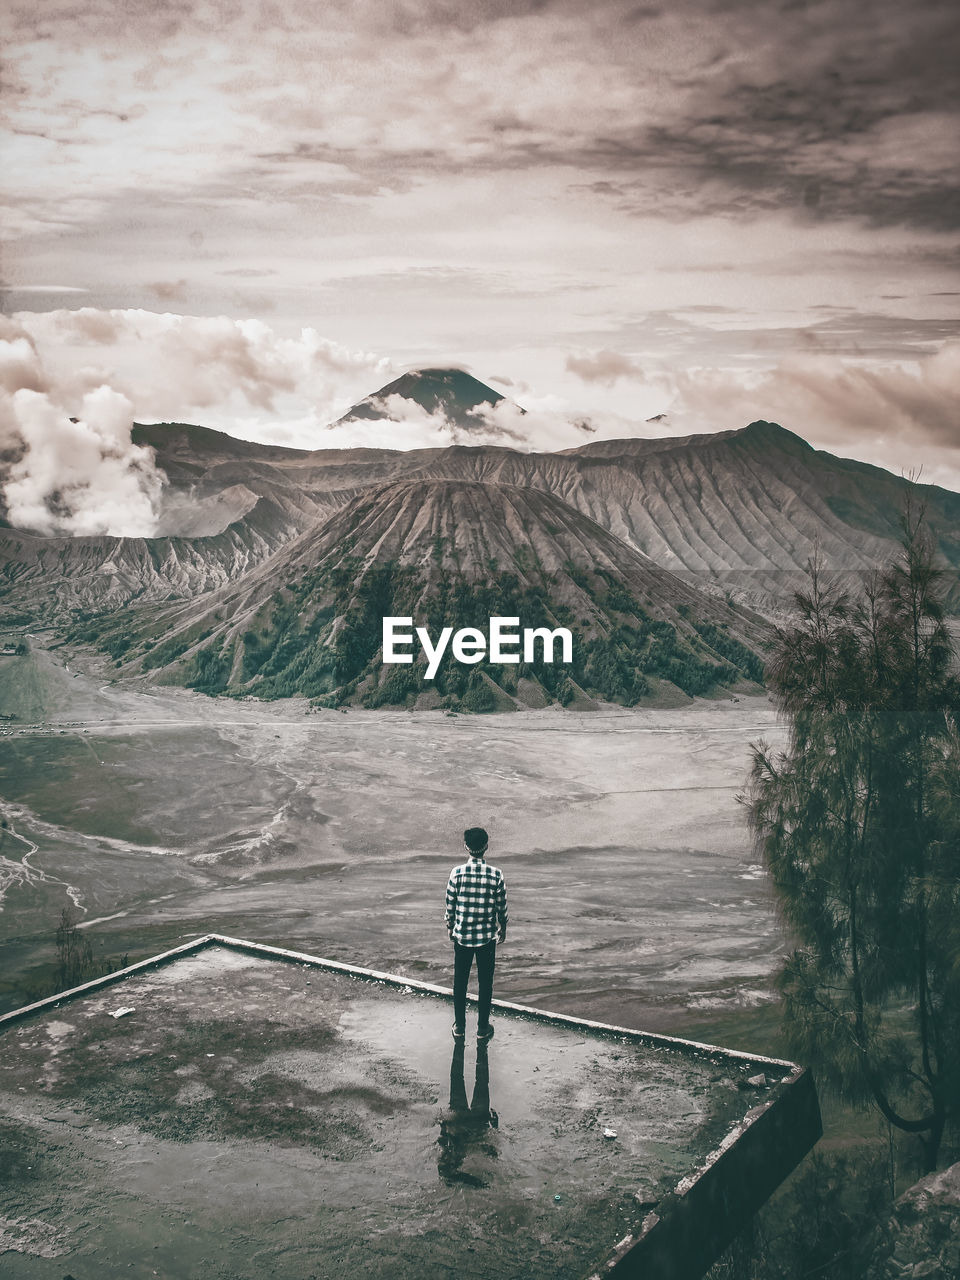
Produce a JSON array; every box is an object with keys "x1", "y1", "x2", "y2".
[{"x1": 444, "y1": 826, "x2": 508, "y2": 1042}]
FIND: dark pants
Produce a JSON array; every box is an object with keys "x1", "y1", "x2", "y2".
[{"x1": 453, "y1": 940, "x2": 496, "y2": 1031}]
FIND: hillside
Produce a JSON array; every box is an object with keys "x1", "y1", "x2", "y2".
[
  {"x1": 130, "y1": 408, "x2": 960, "y2": 596},
  {"x1": 0, "y1": 499, "x2": 300, "y2": 619},
  {"x1": 4, "y1": 367, "x2": 959, "y2": 708},
  {"x1": 69, "y1": 479, "x2": 767, "y2": 711}
]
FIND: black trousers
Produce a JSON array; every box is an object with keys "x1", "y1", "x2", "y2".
[{"x1": 453, "y1": 940, "x2": 496, "y2": 1030}]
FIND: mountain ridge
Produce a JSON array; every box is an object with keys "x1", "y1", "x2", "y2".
[
  {"x1": 70, "y1": 476, "x2": 768, "y2": 710},
  {"x1": 4, "y1": 415, "x2": 959, "y2": 626}
]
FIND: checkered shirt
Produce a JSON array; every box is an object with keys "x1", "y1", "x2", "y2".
[{"x1": 445, "y1": 856, "x2": 508, "y2": 947}]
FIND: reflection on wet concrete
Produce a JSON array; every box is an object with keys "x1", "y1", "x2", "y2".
[{"x1": 438, "y1": 1041, "x2": 499, "y2": 1187}]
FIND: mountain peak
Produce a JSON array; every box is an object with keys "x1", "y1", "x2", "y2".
[
  {"x1": 739, "y1": 420, "x2": 813, "y2": 451},
  {"x1": 332, "y1": 367, "x2": 523, "y2": 431}
]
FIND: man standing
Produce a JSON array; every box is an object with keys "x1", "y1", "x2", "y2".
[{"x1": 445, "y1": 826, "x2": 508, "y2": 1042}]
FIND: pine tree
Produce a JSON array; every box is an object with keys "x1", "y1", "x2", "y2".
[
  {"x1": 55, "y1": 906, "x2": 94, "y2": 990},
  {"x1": 745, "y1": 513, "x2": 960, "y2": 1171}
]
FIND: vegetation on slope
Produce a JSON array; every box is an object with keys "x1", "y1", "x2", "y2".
[{"x1": 67, "y1": 553, "x2": 765, "y2": 710}]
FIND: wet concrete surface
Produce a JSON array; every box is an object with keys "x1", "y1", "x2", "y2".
[{"x1": 0, "y1": 946, "x2": 787, "y2": 1279}]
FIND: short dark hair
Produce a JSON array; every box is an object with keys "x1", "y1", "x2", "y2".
[{"x1": 464, "y1": 827, "x2": 488, "y2": 855}]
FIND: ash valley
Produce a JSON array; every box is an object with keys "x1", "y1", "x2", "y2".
[{"x1": 383, "y1": 616, "x2": 574, "y2": 679}]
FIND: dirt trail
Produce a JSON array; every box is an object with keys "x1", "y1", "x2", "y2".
[{"x1": 0, "y1": 802, "x2": 84, "y2": 913}]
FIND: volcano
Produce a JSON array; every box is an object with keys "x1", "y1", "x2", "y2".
[
  {"x1": 331, "y1": 368, "x2": 522, "y2": 432},
  {"x1": 81, "y1": 477, "x2": 767, "y2": 711},
  {"x1": 5, "y1": 363, "x2": 959, "y2": 710},
  {"x1": 7, "y1": 413, "x2": 958, "y2": 625}
]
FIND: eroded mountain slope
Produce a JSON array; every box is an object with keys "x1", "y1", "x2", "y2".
[{"x1": 72, "y1": 478, "x2": 767, "y2": 710}]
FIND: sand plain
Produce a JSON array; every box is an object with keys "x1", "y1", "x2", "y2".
[{"x1": 0, "y1": 639, "x2": 789, "y2": 1037}]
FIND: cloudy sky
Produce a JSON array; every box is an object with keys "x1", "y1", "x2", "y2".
[{"x1": 3, "y1": 0, "x2": 960, "y2": 510}]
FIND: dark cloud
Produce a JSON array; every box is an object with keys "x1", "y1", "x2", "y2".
[
  {"x1": 566, "y1": 349, "x2": 647, "y2": 385},
  {"x1": 148, "y1": 278, "x2": 189, "y2": 301},
  {"x1": 616, "y1": 131, "x2": 960, "y2": 231},
  {"x1": 568, "y1": 310, "x2": 960, "y2": 367},
  {"x1": 310, "y1": 0, "x2": 960, "y2": 230},
  {"x1": 4, "y1": 0, "x2": 958, "y2": 418},
  {"x1": 11, "y1": 308, "x2": 396, "y2": 429},
  {"x1": 7, "y1": 0, "x2": 960, "y2": 234},
  {"x1": 377, "y1": 0, "x2": 558, "y2": 35},
  {"x1": 217, "y1": 268, "x2": 278, "y2": 278},
  {"x1": 3, "y1": 0, "x2": 562, "y2": 45}
]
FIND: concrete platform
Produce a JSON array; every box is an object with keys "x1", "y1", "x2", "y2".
[{"x1": 0, "y1": 936, "x2": 821, "y2": 1279}]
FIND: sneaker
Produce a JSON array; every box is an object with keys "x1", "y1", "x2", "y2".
[
  {"x1": 452, "y1": 1023, "x2": 465, "y2": 1040},
  {"x1": 477, "y1": 1023, "x2": 495, "y2": 1042}
]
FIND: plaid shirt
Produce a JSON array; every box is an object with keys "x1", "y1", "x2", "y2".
[{"x1": 445, "y1": 857, "x2": 508, "y2": 947}]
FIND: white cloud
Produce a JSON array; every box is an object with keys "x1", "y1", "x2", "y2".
[
  {"x1": 10, "y1": 306, "x2": 614, "y2": 455},
  {"x1": 5, "y1": 384, "x2": 164, "y2": 536},
  {"x1": 244, "y1": 342, "x2": 960, "y2": 485},
  {"x1": 4, "y1": 307, "x2": 959, "y2": 509},
  {"x1": 0, "y1": 316, "x2": 171, "y2": 535},
  {"x1": 0, "y1": 307, "x2": 409, "y2": 532},
  {"x1": 15, "y1": 309, "x2": 395, "y2": 425},
  {"x1": 214, "y1": 383, "x2": 613, "y2": 454},
  {"x1": 0, "y1": 331, "x2": 46, "y2": 398}
]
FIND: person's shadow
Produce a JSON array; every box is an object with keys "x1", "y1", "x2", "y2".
[{"x1": 437, "y1": 1041, "x2": 499, "y2": 1187}]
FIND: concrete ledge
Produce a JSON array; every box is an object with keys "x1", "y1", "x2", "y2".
[
  {"x1": 0, "y1": 931, "x2": 797, "y2": 1071},
  {"x1": 0, "y1": 932, "x2": 215, "y2": 1030},
  {"x1": 0, "y1": 934, "x2": 822, "y2": 1280},
  {"x1": 592, "y1": 1067, "x2": 821, "y2": 1279}
]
